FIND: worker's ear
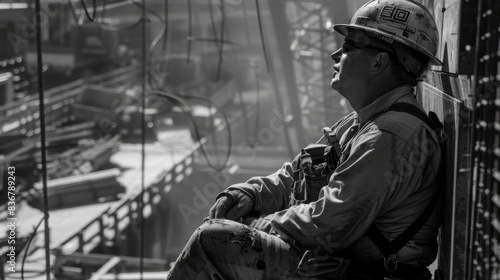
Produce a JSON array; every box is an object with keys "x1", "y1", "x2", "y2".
[{"x1": 371, "y1": 52, "x2": 391, "y2": 74}]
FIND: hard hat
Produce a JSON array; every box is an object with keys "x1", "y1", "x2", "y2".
[{"x1": 334, "y1": 0, "x2": 442, "y2": 77}]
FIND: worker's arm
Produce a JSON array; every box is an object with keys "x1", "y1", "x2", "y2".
[
  {"x1": 227, "y1": 160, "x2": 297, "y2": 215},
  {"x1": 226, "y1": 112, "x2": 356, "y2": 216},
  {"x1": 207, "y1": 160, "x2": 297, "y2": 220},
  {"x1": 269, "y1": 124, "x2": 439, "y2": 253},
  {"x1": 209, "y1": 113, "x2": 356, "y2": 220}
]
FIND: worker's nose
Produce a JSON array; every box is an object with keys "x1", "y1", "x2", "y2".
[{"x1": 331, "y1": 48, "x2": 342, "y2": 62}]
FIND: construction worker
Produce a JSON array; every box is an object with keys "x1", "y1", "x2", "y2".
[{"x1": 167, "y1": 0, "x2": 443, "y2": 279}]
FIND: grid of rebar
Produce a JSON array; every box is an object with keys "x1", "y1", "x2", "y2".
[{"x1": 469, "y1": 0, "x2": 500, "y2": 278}]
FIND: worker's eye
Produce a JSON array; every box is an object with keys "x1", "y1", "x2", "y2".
[{"x1": 342, "y1": 41, "x2": 356, "y2": 53}]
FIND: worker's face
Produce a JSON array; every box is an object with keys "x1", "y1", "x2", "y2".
[{"x1": 330, "y1": 40, "x2": 373, "y2": 95}]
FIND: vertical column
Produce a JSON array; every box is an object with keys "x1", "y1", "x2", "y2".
[{"x1": 267, "y1": 0, "x2": 306, "y2": 150}]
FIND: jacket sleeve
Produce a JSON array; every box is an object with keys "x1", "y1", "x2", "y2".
[
  {"x1": 269, "y1": 126, "x2": 424, "y2": 253},
  {"x1": 227, "y1": 160, "x2": 297, "y2": 215},
  {"x1": 227, "y1": 113, "x2": 356, "y2": 216}
]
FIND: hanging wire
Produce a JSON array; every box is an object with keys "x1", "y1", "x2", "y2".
[
  {"x1": 215, "y1": 0, "x2": 225, "y2": 82},
  {"x1": 223, "y1": 1, "x2": 259, "y2": 148},
  {"x1": 227, "y1": 53, "x2": 252, "y2": 146},
  {"x1": 128, "y1": 0, "x2": 168, "y2": 89},
  {"x1": 250, "y1": 65, "x2": 262, "y2": 147},
  {"x1": 80, "y1": 0, "x2": 97, "y2": 22},
  {"x1": 208, "y1": 0, "x2": 219, "y2": 46},
  {"x1": 182, "y1": 94, "x2": 232, "y2": 169},
  {"x1": 204, "y1": 0, "x2": 227, "y2": 165},
  {"x1": 207, "y1": 0, "x2": 222, "y2": 82},
  {"x1": 140, "y1": 0, "x2": 147, "y2": 279},
  {"x1": 186, "y1": 0, "x2": 193, "y2": 64},
  {"x1": 190, "y1": 0, "x2": 232, "y2": 169},
  {"x1": 149, "y1": 91, "x2": 232, "y2": 171},
  {"x1": 255, "y1": 0, "x2": 271, "y2": 73},
  {"x1": 206, "y1": 0, "x2": 226, "y2": 82},
  {"x1": 242, "y1": 0, "x2": 253, "y2": 48},
  {"x1": 34, "y1": 0, "x2": 51, "y2": 279},
  {"x1": 21, "y1": 218, "x2": 44, "y2": 280},
  {"x1": 162, "y1": 0, "x2": 169, "y2": 51},
  {"x1": 238, "y1": 0, "x2": 257, "y2": 146}
]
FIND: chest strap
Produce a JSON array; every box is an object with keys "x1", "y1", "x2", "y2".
[{"x1": 364, "y1": 102, "x2": 445, "y2": 273}]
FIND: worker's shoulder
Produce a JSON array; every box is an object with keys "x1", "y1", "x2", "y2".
[{"x1": 367, "y1": 110, "x2": 428, "y2": 142}]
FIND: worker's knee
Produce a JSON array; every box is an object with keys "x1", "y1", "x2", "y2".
[
  {"x1": 194, "y1": 219, "x2": 255, "y2": 254},
  {"x1": 196, "y1": 219, "x2": 249, "y2": 242}
]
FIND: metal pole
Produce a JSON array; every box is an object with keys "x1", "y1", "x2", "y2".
[{"x1": 267, "y1": 0, "x2": 306, "y2": 150}]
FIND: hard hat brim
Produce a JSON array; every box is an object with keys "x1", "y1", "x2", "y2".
[{"x1": 334, "y1": 24, "x2": 443, "y2": 66}]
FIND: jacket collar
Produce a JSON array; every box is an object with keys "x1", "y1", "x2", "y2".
[{"x1": 355, "y1": 85, "x2": 415, "y2": 128}]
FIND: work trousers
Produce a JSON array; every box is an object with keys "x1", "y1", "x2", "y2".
[
  {"x1": 166, "y1": 219, "x2": 315, "y2": 280},
  {"x1": 165, "y1": 219, "x2": 430, "y2": 280}
]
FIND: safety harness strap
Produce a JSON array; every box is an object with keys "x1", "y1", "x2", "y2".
[
  {"x1": 388, "y1": 102, "x2": 438, "y2": 131},
  {"x1": 365, "y1": 102, "x2": 445, "y2": 259}
]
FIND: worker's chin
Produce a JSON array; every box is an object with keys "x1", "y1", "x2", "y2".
[{"x1": 330, "y1": 78, "x2": 339, "y2": 89}]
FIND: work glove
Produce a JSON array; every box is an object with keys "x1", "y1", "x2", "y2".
[
  {"x1": 208, "y1": 190, "x2": 254, "y2": 221},
  {"x1": 245, "y1": 214, "x2": 274, "y2": 233}
]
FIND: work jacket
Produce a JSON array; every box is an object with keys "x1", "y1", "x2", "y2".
[{"x1": 228, "y1": 85, "x2": 443, "y2": 267}]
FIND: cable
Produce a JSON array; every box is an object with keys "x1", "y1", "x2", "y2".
[
  {"x1": 207, "y1": 0, "x2": 220, "y2": 81},
  {"x1": 206, "y1": 0, "x2": 226, "y2": 82},
  {"x1": 215, "y1": 0, "x2": 225, "y2": 82},
  {"x1": 21, "y1": 218, "x2": 44, "y2": 280},
  {"x1": 255, "y1": 0, "x2": 271, "y2": 73},
  {"x1": 250, "y1": 66, "x2": 262, "y2": 147},
  {"x1": 128, "y1": 0, "x2": 167, "y2": 89},
  {"x1": 208, "y1": 0, "x2": 219, "y2": 46},
  {"x1": 140, "y1": 1, "x2": 147, "y2": 279},
  {"x1": 162, "y1": 0, "x2": 169, "y2": 51},
  {"x1": 240, "y1": 1, "x2": 260, "y2": 146},
  {"x1": 80, "y1": 0, "x2": 97, "y2": 22},
  {"x1": 148, "y1": 91, "x2": 231, "y2": 171},
  {"x1": 222, "y1": 7, "x2": 256, "y2": 148},
  {"x1": 230, "y1": 56, "x2": 252, "y2": 147},
  {"x1": 186, "y1": 0, "x2": 193, "y2": 64},
  {"x1": 242, "y1": 0, "x2": 253, "y2": 47},
  {"x1": 203, "y1": 0, "x2": 227, "y2": 165},
  {"x1": 34, "y1": 1, "x2": 51, "y2": 279},
  {"x1": 179, "y1": 94, "x2": 232, "y2": 168}
]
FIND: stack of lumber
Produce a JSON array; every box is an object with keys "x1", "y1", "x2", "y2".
[{"x1": 33, "y1": 168, "x2": 124, "y2": 209}]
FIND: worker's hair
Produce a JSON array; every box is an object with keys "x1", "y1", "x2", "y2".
[
  {"x1": 381, "y1": 42, "x2": 430, "y2": 87},
  {"x1": 362, "y1": 47, "x2": 415, "y2": 86},
  {"x1": 388, "y1": 57, "x2": 419, "y2": 87},
  {"x1": 359, "y1": 35, "x2": 431, "y2": 87}
]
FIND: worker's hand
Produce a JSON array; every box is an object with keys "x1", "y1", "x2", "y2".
[
  {"x1": 208, "y1": 190, "x2": 253, "y2": 221},
  {"x1": 247, "y1": 214, "x2": 274, "y2": 233}
]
